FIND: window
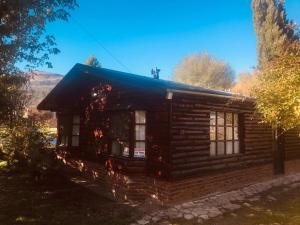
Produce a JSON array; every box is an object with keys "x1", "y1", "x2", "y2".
[
  {"x1": 58, "y1": 115, "x2": 70, "y2": 147},
  {"x1": 71, "y1": 115, "x2": 80, "y2": 147},
  {"x1": 111, "y1": 112, "x2": 130, "y2": 157},
  {"x1": 134, "y1": 111, "x2": 146, "y2": 158},
  {"x1": 210, "y1": 112, "x2": 239, "y2": 156}
]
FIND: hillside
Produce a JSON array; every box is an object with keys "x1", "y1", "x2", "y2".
[{"x1": 28, "y1": 71, "x2": 63, "y2": 107}]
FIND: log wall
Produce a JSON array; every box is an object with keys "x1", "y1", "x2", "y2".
[{"x1": 169, "y1": 92, "x2": 300, "y2": 179}]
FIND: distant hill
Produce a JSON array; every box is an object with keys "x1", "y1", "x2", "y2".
[{"x1": 28, "y1": 71, "x2": 63, "y2": 108}]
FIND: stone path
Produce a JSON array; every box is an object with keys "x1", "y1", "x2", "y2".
[{"x1": 132, "y1": 173, "x2": 300, "y2": 225}]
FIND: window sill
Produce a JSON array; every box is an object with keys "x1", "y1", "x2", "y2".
[{"x1": 209, "y1": 153, "x2": 243, "y2": 159}]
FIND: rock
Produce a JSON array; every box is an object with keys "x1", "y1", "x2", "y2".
[
  {"x1": 223, "y1": 203, "x2": 241, "y2": 211},
  {"x1": 152, "y1": 216, "x2": 161, "y2": 223},
  {"x1": 184, "y1": 214, "x2": 194, "y2": 220},
  {"x1": 199, "y1": 214, "x2": 209, "y2": 220},
  {"x1": 243, "y1": 202, "x2": 252, "y2": 207},
  {"x1": 207, "y1": 208, "x2": 222, "y2": 218}
]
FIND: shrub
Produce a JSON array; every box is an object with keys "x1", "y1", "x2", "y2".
[{"x1": 0, "y1": 116, "x2": 58, "y2": 180}]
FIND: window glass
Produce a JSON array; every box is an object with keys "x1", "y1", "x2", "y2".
[
  {"x1": 217, "y1": 126, "x2": 225, "y2": 140},
  {"x1": 210, "y1": 111, "x2": 240, "y2": 157},
  {"x1": 217, "y1": 112, "x2": 225, "y2": 126},
  {"x1": 135, "y1": 125, "x2": 146, "y2": 141},
  {"x1": 210, "y1": 126, "x2": 216, "y2": 140},
  {"x1": 226, "y1": 113, "x2": 233, "y2": 126},
  {"x1": 111, "y1": 112, "x2": 130, "y2": 156},
  {"x1": 72, "y1": 136, "x2": 79, "y2": 147},
  {"x1": 234, "y1": 113, "x2": 238, "y2": 126},
  {"x1": 210, "y1": 112, "x2": 216, "y2": 125},
  {"x1": 135, "y1": 111, "x2": 146, "y2": 124},
  {"x1": 234, "y1": 127, "x2": 239, "y2": 140},
  {"x1": 134, "y1": 111, "x2": 146, "y2": 158},
  {"x1": 217, "y1": 142, "x2": 225, "y2": 155},
  {"x1": 123, "y1": 147, "x2": 130, "y2": 156},
  {"x1": 71, "y1": 115, "x2": 80, "y2": 147},
  {"x1": 234, "y1": 141, "x2": 240, "y2": 154},
  {"x1": 210, "y1": 142, "x2": 216, "y2": 156},
  {"x1": 61, "y1": 135, "x2": 68, "y2": 147},
  {"x1": 226, "y1": 141, "x2": 233, "y2": 154},
  {"x1": 72, "y1": 125, "x2": 80, "y2": 136},
  {"x1": 59, "y1": 115, "x2": 70, "y2": 147},
  {"x1": 226, "y1": 126, "x2": 233, "y2": 140}
]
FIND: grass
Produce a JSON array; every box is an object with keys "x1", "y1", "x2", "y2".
[
  {"x1": 170, "y1": 184, "x2": 300, "y2": 225},
  {"x1": 0, "y1": 164, "x2": 139, "y2": 225}
]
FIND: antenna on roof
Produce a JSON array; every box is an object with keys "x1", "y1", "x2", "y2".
[{"x1": 151, "y1": 67, "x2": 160, "y2": 79}]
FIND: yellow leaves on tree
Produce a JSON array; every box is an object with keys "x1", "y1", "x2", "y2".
[{"x1": 253, "y1": 43, "x2": 300, "y2": 131}]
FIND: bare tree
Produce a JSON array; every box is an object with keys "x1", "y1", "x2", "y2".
[
  {"x1": 173, "y1": 53, "x2": 234, "y2": 90},
  {"x1": 232, "y1": 72, "x2": 257, "y2": 96}
]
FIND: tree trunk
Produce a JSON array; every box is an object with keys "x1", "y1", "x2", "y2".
[{"x1": 272, "y1": 125, "x2": 285, "y2": 175}]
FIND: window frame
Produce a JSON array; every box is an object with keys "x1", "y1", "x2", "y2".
[
  {"x1": 57, "y1": 114, "x2": 71, "y2": 148},
  {"x1": 109, "y1": 110, "x2": 147, "y2": 159},
  {"x1": 133, "y1": 110, "x2": 147, "y2": 158},
  {"x1": 210, "y1": 111, "x2": 240, "y2": 156},
  {"x1": 109, "y1": 111, "x2": 131, "y2": 157},
  {"x1": 71, "y1": 115, "x2": 80, "y2": 147}
]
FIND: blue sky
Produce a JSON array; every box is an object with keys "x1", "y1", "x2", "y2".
[{"x1": 39, "y1": 0, "x2": 300, "y2": 80}]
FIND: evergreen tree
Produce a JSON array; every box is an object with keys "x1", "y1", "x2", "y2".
[
  {"x1": 84, "y1": 55, "x2": 101, "y2": 67},
  {"x1": 252, "y1": 0, "x2": 298, "y2": 68}
]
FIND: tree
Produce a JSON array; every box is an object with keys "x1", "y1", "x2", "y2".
[
  {"x1": 252, "y1": 0, "x2": 298, "y2": 68},
  {"x1": 173, "y1": 53, "x2": 234, "y2": 90},
  {"x1": 84, "y1": 55, "x2": 101, "y2": 67},
  {"x1": 232, "y1": 72, "x2": 257, "y2": 97},
  {"x1": 253, "y1": 42, "x2": 300, "y2": 174},
  {"x1": 0, "y1": 0, "x2": 77, "y2": 125}
]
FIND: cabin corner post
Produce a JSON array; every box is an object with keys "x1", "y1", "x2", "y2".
[
  {"x1": 166, "y1": 91, "x2": 173, "y2": 179},
  {"x1": 272, "y1": 125, "x2": 285, "y2": 175}
]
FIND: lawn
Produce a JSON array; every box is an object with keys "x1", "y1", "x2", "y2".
[
  {"x1": 171, "y1": 184, "x2": 300, "y2": 225},
  {"x1": 0, "y1": 164, "x2": 139, "y2": 225}
]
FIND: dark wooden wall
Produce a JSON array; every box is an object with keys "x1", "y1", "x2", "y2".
[
  {"x1": 169, "y1": 92, "x2": 300, "y2": 179},
  {"x1": 55, "y1": 72, "x2": 300, "y2": 180},
  {"x1": 56, "y1": 73, "x2": 171, "y2": 176}
]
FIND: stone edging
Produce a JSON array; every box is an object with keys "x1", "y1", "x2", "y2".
[{"x1": 132, "y1": 173, "x2": 300, "y2": 225}]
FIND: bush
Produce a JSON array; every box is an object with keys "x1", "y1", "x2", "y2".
[{"x1": 0, "y1": 117, "x2": 58, "y2": 180}]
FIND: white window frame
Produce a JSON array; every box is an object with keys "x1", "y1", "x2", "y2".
[
  {"x1": 210, "y1": 112, "x2": 239, "y2": 156},
  {"x1": 134, "y1": 111, "x2": 146, "y2": 158}
]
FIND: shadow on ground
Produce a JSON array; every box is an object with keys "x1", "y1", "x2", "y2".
[{"x1": 0, "y1": 169, "x2": 139, "y2": 225}]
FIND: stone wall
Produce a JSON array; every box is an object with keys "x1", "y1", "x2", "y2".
[{"x1": 60, "y1": 156, "x2": 300, "y2": 205}]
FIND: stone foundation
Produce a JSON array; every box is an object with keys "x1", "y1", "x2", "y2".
[{"x1": 59, "y1": 156, "x2": 300, "y2": 205}]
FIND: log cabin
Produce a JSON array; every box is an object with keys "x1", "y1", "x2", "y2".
[{"x1": 38, "y1": 63, "x2": 300, "y2": 204}]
